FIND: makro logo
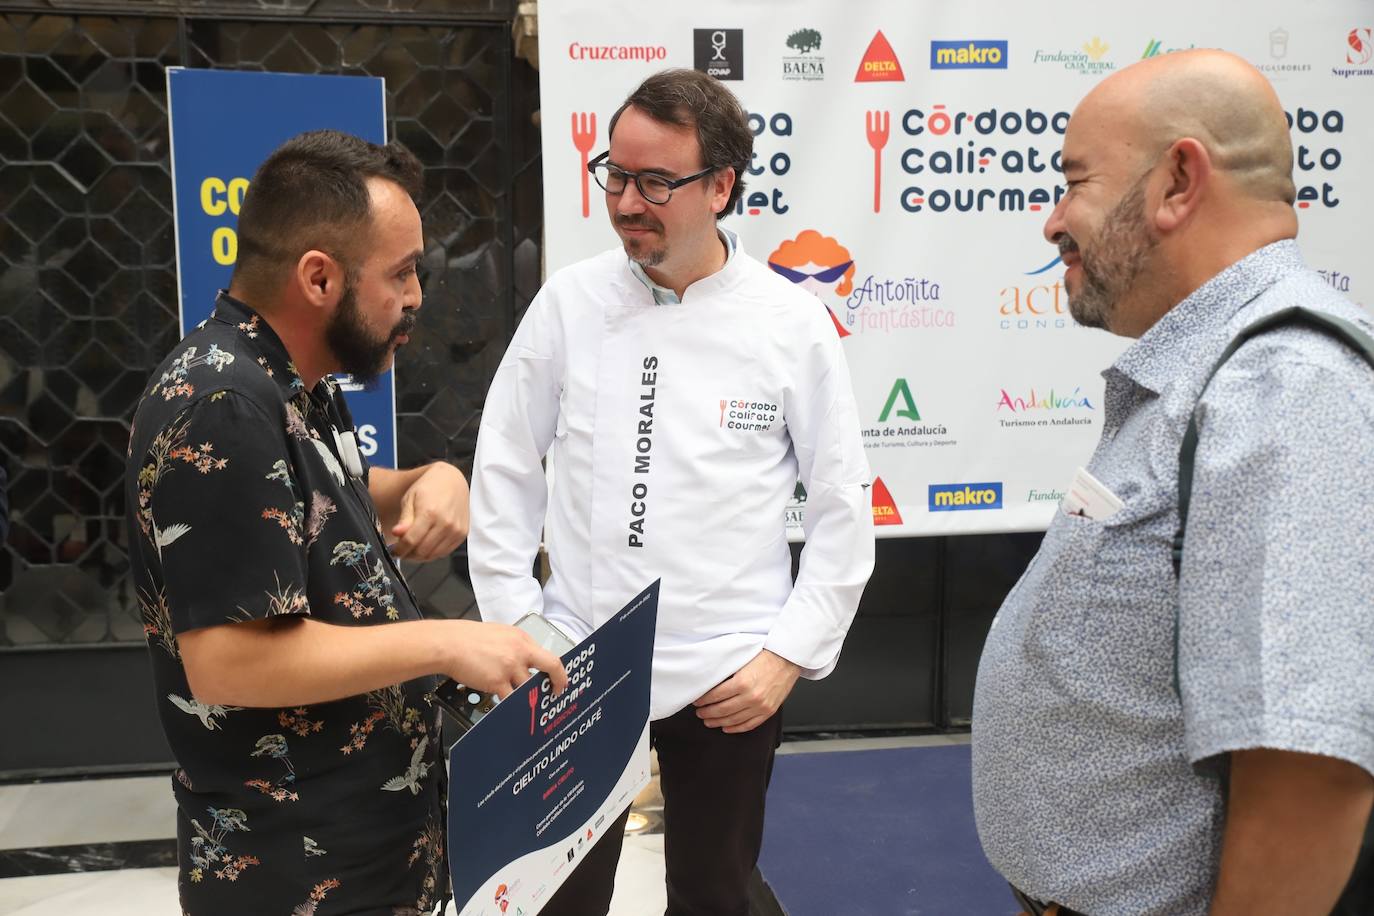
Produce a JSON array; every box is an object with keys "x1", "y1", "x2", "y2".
[
  {"x1": 929, "y1": 482, "x2": 1003, "y2": 511},
  {"x1": 931, "y1": 40, "x2": 1008, "y2": 69}
]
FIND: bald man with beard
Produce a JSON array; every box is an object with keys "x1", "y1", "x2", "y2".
[{"x1": 972, "y1": 51, "x2": 1374, "y2": 916}]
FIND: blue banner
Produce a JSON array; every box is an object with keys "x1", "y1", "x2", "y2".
[
  {"x1": 449, "y1": 582, "x2": 658, "y2": 915},
  {"x1": 166, "y1": 68, "x2": 397, "y2": 467}
]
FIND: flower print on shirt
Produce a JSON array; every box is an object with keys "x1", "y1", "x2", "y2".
[
  {"x1": 187, "y1": 806, "x2": 258, "y2": 884},
  {"x1": 330, "y1": 540, "x2": 397, "y2": 620}
]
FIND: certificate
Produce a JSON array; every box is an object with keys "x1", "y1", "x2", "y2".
[{"x1": 448, "y1": 580, "x2": 658, "y2": 915}]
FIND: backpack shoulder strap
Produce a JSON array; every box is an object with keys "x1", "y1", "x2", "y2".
[{"x1": 1172, "y1": 305, "x2": 1374, "y2": 579}]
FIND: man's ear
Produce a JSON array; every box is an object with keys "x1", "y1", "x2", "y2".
[
  {"x1": 711, "y1": 167, "x2": 737, "y2": 216},
  {"x1": 295, "y1": 250, "x2": 345, "y2": 311},
  {"x1": 1153, "y1": 137, "x2": 1212, "y2": 233}
]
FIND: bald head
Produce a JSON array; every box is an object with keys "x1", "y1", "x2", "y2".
[
  {"x1": 1044, "y1": 50, "x2": 1299, "y2": 337},
  {"x1": 1075, "y1": 50, "x2": 1295, "y2": 205}
]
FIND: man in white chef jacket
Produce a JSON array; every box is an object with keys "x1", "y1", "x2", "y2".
[{"x1": 468, "y1": 68, "x2": 875, "y2": 916}]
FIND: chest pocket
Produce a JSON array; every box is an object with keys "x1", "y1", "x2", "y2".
[{"x1": 1024, "y1": 498, "x2": 1174, "y2": 664}]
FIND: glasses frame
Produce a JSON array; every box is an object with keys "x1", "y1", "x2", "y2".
[{"x1": 587, "y1": 151, "x2": 718, "y2": 205}]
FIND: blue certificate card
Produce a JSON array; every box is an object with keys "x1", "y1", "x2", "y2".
[{"x1": 449, "y1": 581, "x2": 658, "y2": 915}]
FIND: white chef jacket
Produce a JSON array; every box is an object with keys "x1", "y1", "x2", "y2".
[{"x1": 469, "y1": 235, "x2": 875, "y2": 720}]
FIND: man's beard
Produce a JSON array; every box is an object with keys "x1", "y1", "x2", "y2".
[
  {"x1": 1059, "y1": 175, "x2": 1157, "y2": 332},
  {"x1": 325, "y1": 279, "x2": 415, "y2": 386},
  {"x1": 616, "y1": 214, "x2": 666, "y2": 268}
]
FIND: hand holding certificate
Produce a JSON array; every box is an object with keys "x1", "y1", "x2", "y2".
[{"x1": 445, "y1": 581, "x2": 659, "y2": 915}]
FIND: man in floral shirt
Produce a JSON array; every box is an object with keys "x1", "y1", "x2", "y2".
[{"x1": 125, "y1": 130, "x2": 566, "y2": 915}]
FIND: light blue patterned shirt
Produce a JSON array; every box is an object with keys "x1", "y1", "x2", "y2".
[{"x1": 972, "y1": 240, "x2": 1374, "y2": 915}]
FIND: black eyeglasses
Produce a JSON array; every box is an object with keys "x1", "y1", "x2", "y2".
[{"x1": 587, "y1": 152, "x2": 717, "y2": 205}]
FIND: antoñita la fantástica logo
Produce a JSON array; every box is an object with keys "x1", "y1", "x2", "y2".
[{"x1": 769, "y1": 229, "x2": 857, "y2": 337}]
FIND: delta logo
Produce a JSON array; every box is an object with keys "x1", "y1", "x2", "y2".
[
  {"x1": 930, "y1": 40, "x2": 1008, "y2": 70},
  {"x1": 929, "y1": 481, "x2": 1003, "y2": 512},
  {"x1": 768, "y1": 229, "x2": 857, "y2": 337},
  {"x1": 871, "y1": 477, "x2": 904, "y2": 526},
  {"x1": 855, "y1": 31, "x2": 905, "y2": 82}
]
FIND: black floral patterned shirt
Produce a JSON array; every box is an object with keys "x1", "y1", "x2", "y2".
[{"x1": 125, "y1": 293, "x2": 447, "y2": 915}]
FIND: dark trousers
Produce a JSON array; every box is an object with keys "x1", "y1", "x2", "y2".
[{"x1": 540, "y1": 703, "x2": 785, "y2": 916}]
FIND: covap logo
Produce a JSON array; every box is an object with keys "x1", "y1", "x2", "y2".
[
  {"x1": 930, "y1": 40, "x2": 1008, "y2": 69},
  {"x1": 929, "y1": 482, "x2": 1003, "y2": 512},
  {"x1": 769, "y1": 229, "x2": 857, "y2": 338},
  {"x1": 695, "y1": 28, "x2": 744, "y2": 80}
]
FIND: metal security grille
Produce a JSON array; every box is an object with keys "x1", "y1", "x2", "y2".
[{"x1": 0, "y1": 3, "x2": 543, "y2": 654}]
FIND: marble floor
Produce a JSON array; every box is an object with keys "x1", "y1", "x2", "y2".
[{"x1": 0, "y1": 733, "x2": 967, "y2": 915}]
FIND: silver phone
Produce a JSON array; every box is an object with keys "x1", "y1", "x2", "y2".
[{"x1": 429, "y1": 613, "x2": 574, "y2": 737}]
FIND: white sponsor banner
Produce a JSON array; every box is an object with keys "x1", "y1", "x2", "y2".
[{"x1": 538, "y1": 3, "x2": 1373, "y2": 537}]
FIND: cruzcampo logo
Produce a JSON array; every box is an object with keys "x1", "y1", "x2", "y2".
[{"x1": 878, "y1": 378, "x2": 921, "y2": 422}]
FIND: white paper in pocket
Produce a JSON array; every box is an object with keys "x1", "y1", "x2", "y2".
[{"x1": 1062, "y1": 466, "x2": 1125, "y2": 521}]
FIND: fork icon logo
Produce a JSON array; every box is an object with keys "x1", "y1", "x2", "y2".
[
  {"x1": 571, "y1": 112, "x2": 597, "y2": 218},
  {"x1": 865, "y1": 111, "x2": 890, "y2": 214}
]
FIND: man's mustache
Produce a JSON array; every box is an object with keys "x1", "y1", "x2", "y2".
[
  {"x1": 617, "y1": 214, "x2": 662, "y2": 232},
  {"x1": 391, "y1": 312, "x2": 417, "y2": 340}
]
